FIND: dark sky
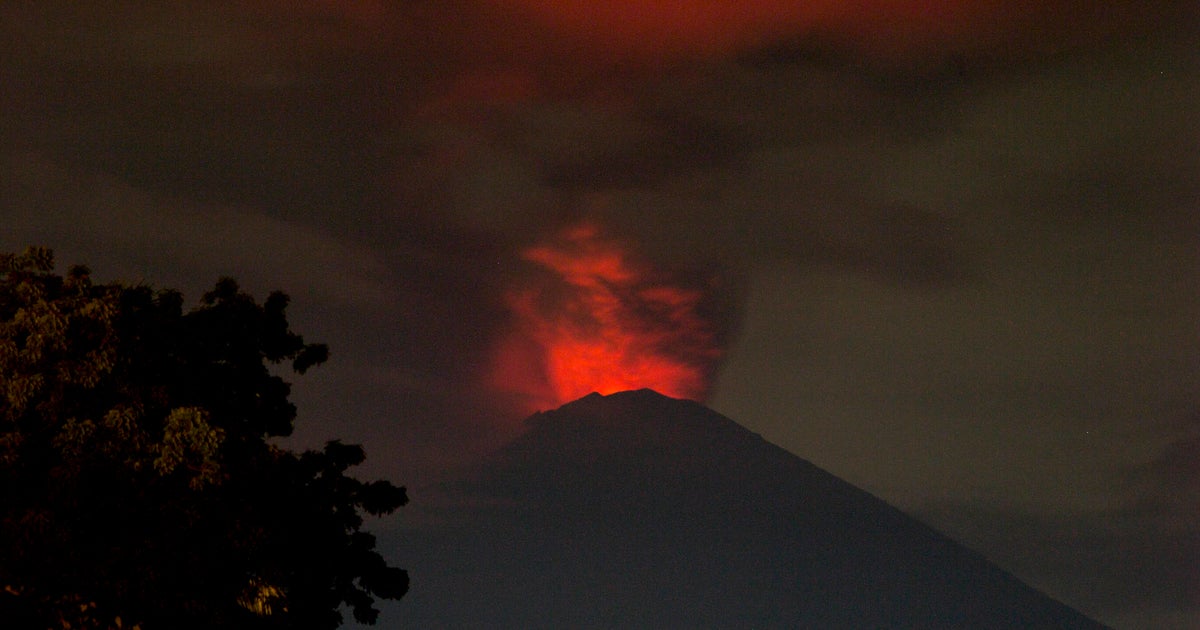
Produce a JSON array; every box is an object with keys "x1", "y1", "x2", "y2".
[{"x1": 2, "y1": 2, "x2": 1197, "y2": 627}]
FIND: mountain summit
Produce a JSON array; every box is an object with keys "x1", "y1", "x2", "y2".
[{"x1": 393, "y1": 389, "x2": 1107, "y2": 628}]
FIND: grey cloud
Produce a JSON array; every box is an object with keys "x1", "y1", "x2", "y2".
[
  {"x1": 917, "y1": 497, "x2": 1199, "y2": 629},
  {"x1": 913, "y1": 416, "x2": 1200, "y2": 626},
  {"x1": 1128, "y1": 412, "x2": 1200, "y2": 524},
  {"x1": 539, "y1": 109, "x2": 747, "y2": 189},
  {"x1": 3, "y1": 59, "x2": 408, "y2": 213},
  {"x1": 0, "y1": 152, "x2": 395, "y2": 309}
]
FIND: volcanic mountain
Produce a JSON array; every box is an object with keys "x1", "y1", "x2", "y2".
[{"x1": 390, "y1": 389, "x2": 1107, "y2": 628}]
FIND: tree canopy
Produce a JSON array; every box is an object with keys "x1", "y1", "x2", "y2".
[{"x1": 0, "y1": 247, "x2": 407, "y2": 629}]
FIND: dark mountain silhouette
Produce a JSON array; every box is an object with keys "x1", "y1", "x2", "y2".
[{"x1": 391, "y1": 389, "x2": 1108, "y2": 628}]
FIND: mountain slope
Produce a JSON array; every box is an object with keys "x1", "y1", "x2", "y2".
[{"x1": 391, "y1": 389, "x2": 1108, "y2": 628}]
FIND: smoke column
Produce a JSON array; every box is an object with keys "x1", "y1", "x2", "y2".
[{"x1": 489, "y1": 223, "x2": 723, "y2": 413}]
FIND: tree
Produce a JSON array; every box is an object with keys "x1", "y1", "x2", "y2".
[{"x1": 0, "y1": 247, "x2": 408, "y2": 629}]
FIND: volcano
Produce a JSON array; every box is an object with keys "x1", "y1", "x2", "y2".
[{"x1": 390, "y1": 389, "x2": 1107, "y2": 628}]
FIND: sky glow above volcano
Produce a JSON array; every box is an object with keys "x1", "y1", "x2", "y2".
[
  {"x1": 3, "y1": 1, "x2": 1195, "y2": 625},
  {"x1": 489, "y1": 0, "x2": 1094, "y2": 64},
  {"x1": 489, "y1": 223, "x2": 722, "y2": 412}
]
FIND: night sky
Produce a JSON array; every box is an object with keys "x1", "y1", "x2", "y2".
[{"x1": 2, "y1": 2, "x2": 1197, "y2": 627}]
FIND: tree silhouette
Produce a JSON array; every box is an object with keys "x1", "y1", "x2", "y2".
[{"x1": 0, "y1": 247, "x2": 407, "y2": 629}]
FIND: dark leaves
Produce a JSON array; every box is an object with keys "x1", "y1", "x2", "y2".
[
  {"x1": 359, "y1": 480, "x2": 409, "y2": 516},
  {"x1": 1, "y1": 248, "x2": 408, "y2": 629},
  {"x1": 292, "y1": 343, "x2": 328, "y2": 374},
  {"x1": 361, "y1": 566, "x2": 409, "y2": 602},
  {"x1": 201, "y1": 277, "x2": 242, "y2": 305},
  {"x1": 322, "y1": 440, "x2": 366, "y2": 472}
]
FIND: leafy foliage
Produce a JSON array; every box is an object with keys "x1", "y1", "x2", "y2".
[{"x1": 0, "y1": 247, "x2": 407, "y2": 629}]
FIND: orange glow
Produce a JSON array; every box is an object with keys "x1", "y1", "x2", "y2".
[{"x1": 490, "y1": 223, "x2": 721, "y2": 412}]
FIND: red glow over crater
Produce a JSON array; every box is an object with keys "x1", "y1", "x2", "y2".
[
  {"x1": 490, "y1": 224, "x2": 721, "y2": 413},
  {"x1": 496, "y1": 0, "x2": 1030, "y2": 62}
]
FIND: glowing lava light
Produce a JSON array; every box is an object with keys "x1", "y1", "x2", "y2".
[{"x1": 490, "y1": 223, "x2": 722, "y2": 412}]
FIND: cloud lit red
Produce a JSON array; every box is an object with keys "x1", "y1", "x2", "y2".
[
  {"x1": 489, "y1": 223, "x2": 722, "y2": 413},
  {"x1": 492, "y1": 0, "x2": 1078, "y2": 63}
]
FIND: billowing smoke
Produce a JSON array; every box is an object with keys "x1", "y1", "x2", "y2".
[{"x1": 489, "y1": 223, "x2": 724, "y2": 413}]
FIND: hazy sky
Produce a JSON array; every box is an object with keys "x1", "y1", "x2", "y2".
[{"x1": 2, "y1": 2, "x2": 1197, "y2": 626}]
